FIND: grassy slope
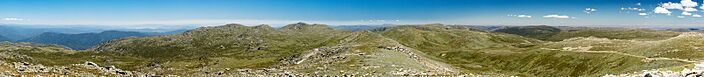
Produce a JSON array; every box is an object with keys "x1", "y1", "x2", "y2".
[
  {"x1": 0, "y1": 43, "x2": 146, "y2": 70},
  {"x1": 88, "y1": 23, "x2": 351, "y2": 75},
  {"x1": 494, "y1": 25, "x2": 562, "y2": 40},
  {"x1": 378, "y1": 24, "x2": 689, "y2": 76},
  {"x1": 281, "y1": 30, "x2": 459, "y2": 75},
  {"x1": 542, "y1": 32, "x2": 704, "y2": 61},
  {"x1": 547, "y1": 28, "x2": 681, "y2": 41},
  {"x1": 494, "y1": 26, "x2": 681, "y2": 41},
  {"x1": 0, "y1": 23, "x2": 698, "y2": 76}
]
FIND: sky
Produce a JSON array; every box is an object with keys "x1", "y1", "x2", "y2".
[{"x1": 1, "y1": 0, "x2": 704, "y2": 27}]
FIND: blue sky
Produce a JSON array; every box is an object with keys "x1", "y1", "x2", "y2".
[{"x1": 1, "y1": 0, "x2": 704, "y2": 27}]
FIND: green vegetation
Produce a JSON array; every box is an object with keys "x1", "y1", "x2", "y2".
[
  {"x1": 548, "y1": 28, "x2": 681, "y2": 41},
  {"x1": 495, "y1": 26, "x2": 681, "y2": 41},
  {"x1": 18, "y1": 30, "x2": 150, "y2": 50},
  {"x1": 0, "y1": 23, "x2": 701, "y2": 76},
  {"x1": 378, "y1": 24, "x2": 690, "y2": 76},
  {"x1": 90, "y1": 23, "x2": 352, "y2": 74},
  {"x1": 494, "y1": 25, "x2": 561, "y2": 40}
]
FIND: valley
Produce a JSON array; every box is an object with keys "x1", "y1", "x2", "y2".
[{"x1": 0, "y1": 23, "x2": 702, "y2": 76}]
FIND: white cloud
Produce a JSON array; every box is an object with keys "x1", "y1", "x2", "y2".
[
  {"x1": 584, "y1": 8, "x2": 597, "y2": 13},
  {"x1": 366, "y1": 20, "x2": 387, "y2": 22},
  {"x1": 543, "y1": 14, "x2": 571, "y2": 19},
  {"x1": 654, "y1": 7, "x2": 672, "y2": 15},
  {"x1": 681, "y1": 0, "x2": 698, "y2": 7},
  {"x1": 621, "y1": 7, "x2": 646, "y2": 11},
  {"x1": 652, "y1": 0, "x2": 702, "y2": 17},
  {"x1": 654, "y1": 0, "x2": 698, "y2": 12},
  {"x1": 684, "y1": 7, "x2": 698, "y2": 11},
  {"x1": 636, "y1": 8, "x2": 645, "y2": 11},
  {"x1": 517, "y1": 15, "x2": 532, "y2": 18},
  {"x1": 683, "y1": 12, "x2": 693, "y2": 16},
  {"x1": 2, "y1": 18, "x2": 24, "y2": 21},
  {"x1": 662, "y1": 2, "x2": 684, "y2": 10},
  {"x1": 639, "y1": 13, "x2": 648, "y2": 16},
  {"x1": 508, "y1": 14, "x2": 532, "y2": 18},
  {"x1": 693, "y1": 14, "x2": 702, "y2": 17},
  {"x1": 636, "y1": 3, "x2": 642, "y2": 6}
]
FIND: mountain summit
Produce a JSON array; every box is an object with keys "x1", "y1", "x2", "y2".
[{"x1": 1, "y1": 23, "x2": 703, "y2": 76}]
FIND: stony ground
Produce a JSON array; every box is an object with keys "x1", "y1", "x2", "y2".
[{"x1": 1, "y1": 23, "x2": 703, "y2": 77}]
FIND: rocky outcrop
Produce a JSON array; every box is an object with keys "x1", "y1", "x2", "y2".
[
  {"x1": 74, "y1": 62, "x2": 138, "y2": 76},
  {"x1": 380, "y1": 46, "x2": 457, "y2": 75},
  {"x1": 604, "y1": 62, "x2": 704, "y2": 77},
  {"x1": 0, "y1": 61, "x2": 164, "y2": 77},
  {"x1": 5, "y1": 23, "x2": 701, "y2": 76}
]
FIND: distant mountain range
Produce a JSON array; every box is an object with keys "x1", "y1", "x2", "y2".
[
  {"x1": 17, "y1": 30, "x2": 151, "y2": 50},
  {"x1": 0, "y1": 24, "x2": 198, "y2": 41},
  {"x1": 0, "y1": 35, "x2": 10, "y2": 42},
  {"x1": 495, "y1": 26, "x2": 682, "y2": 41},
  {"x1": 0, "y1": 24, "x2": 194, "y2": 50},
  {"x1": 2, "y1": 23, "x2": 704, "y2": 76},
  {"x1": 0, "y1": 25, "x2": 102, "y2": 40},
  {"x1": 333, "y1": 24, "x2": 394, "y2": 31}
]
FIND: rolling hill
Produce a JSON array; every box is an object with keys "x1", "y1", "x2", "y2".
[
  {"x1": 495, "y1": 26, "x2": 682, "y2": 41},
  {"x1": 0, "y1": 35, "x2": 10, "y2": 42},
  {"x1": 377, "y1": 24, "x2": 690, "y2": 76},
  {"x1": 493, "y1": 25, "x2": 561, "y2": 40},
  {"x1": 332, "y1": 24, "x2": 393, "y2": 31},
  {"x1": 17, "y1": 30, "x2": 150, "y2": 50},
  {"x1": 0, "y1": 23, "x2": 702, "y2": 76}
]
